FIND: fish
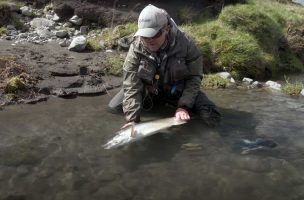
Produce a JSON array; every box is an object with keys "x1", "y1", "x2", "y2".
[
  {"x1": 103, "y1": 117, "x2": 187, "y2": 149},
  {"x1": 239, "y1": 138, "x2": 277, "y2": 154}
]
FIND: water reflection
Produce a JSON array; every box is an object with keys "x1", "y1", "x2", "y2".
[{"x1": 0, "y1": 88, "x2": 304, "y2": 200}]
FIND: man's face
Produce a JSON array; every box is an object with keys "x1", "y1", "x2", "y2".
[{"x1": 141, "y1": 25, "x2": 170, "y2": 52}]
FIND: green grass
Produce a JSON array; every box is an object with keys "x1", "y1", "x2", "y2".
[
  {"x1": 105, "y1": 56, "x2": 124, "y2": 76},
  {"x1": 0, "y1": 27, "x2": 7, "y2": 36},
  {"x1": 201, "y1": 74, "x2": 229, "y2": 89},
  {"x1": 282, "y1": 79, "x2": 304, "y2": 96},
  {"x1": 181, "y1": 1, "x2": 304, "y2": 80},
  {"x1": 87, "y1": 23, "x2": 136, "y2": 51}
]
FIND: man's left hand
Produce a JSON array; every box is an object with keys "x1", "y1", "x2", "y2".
[{"x1": 175, "y1": 108, "x2": 190, "y2": 121}]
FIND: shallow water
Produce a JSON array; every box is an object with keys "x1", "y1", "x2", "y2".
[{"x1": 0, "y1": 87, "x2": 304, "y2": 200}]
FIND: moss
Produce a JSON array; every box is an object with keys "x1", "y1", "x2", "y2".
[{"x1": 201, "y1": 74, "x2": 229, "y2": 89}]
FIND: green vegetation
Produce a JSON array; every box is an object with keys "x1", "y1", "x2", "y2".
[
  {"x1": 282, "y1": 79, "x2": 304, "y2": 96},
  {"x1": 105, "y1": 56, "x2": 125, "y2": 76},
  {"x1": 87, "y1": 23, "x2": 137, "y2": 51},
  {"x1": 201, "y1": 74, "x2": 229, "y2": 89},
  {"x1": 181, "y1": 0, "x2": 304, "y2": 80},
  {"x1": 0, "y1": 27, "x2": 7, "y2": 36},
  {"x1": 4, "y1": 76, "x2": 26, "y2": 93},
  {"x1": 0, "y1": 0, "x2": 23, "y2": 6}
]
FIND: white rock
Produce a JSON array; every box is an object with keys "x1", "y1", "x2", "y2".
[
  {"x1": 30, "y1": 18, "x2": 55, "y2": 29},
  {"x1": 68, "y1": 36, "x2": 87, "y2": 52},
  {"x1": 53, "y1": 14, "x2": 60, "y2": 22},
  {"x1": 20, "y1": 6, "x2": 33, "y2": 17},
  {"x1": 265, "y1": 80, "x2": 281, "y2": 91},
  {"x1": 300, "y1": 89, "x2": 304, "y2": 96},
  {"x1": 251, "y1": 81, "x2": 263, "y2": 88},
  {"x1": 242, "y1": 77, "x2": 253, "y2": 84},
  {"x1": 230, "y1": 77, "x2": 236, "y2": 83},
  {"x1": 216, "y1": 72, "x2": 231, "y2": 79},
  {"x1": 69, "y1": 15, "x2": 83, "y2": 26}
]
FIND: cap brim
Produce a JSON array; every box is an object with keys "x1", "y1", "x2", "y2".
[{"x1": 134, "y1": 27, "x2": 161, "y2": 37}]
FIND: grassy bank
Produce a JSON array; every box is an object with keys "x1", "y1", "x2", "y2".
[{"x1": 181, "y1": 0, "x2": 304, "y2": 80}]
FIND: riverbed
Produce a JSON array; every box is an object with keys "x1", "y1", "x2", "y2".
[{"x1": 0, "y1": 86, "x2": 304, "y2": 200}]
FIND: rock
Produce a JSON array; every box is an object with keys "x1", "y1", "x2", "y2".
[
  {"x1": 55, "y1": 30, "x2": 68, "y2": 38},
  {"x1": 51, "y1": 88, "x2": 78, "y2": 97},
  {"x1": 117, "y1": 34, "x2": 134, "y2": 51},
  {"x1": 69, "y1": 15, "x2": 83, "y2": 26},
  {"x1": 20, "y1": 6, "x2": 33, "y2": 17},
  {"x1": 242, "y1": 77, "x2": 253, "y2": 85},
  {"x1": 30, "y1": 18, "x2": 55, "y2": 29},
  {"x1": 301, "y1": 89, "x2": 304, "y2": 96},
  {"x1": 6, "y1": 25, "x2": 16, "y2": 31},
  {"x1": 37, "y1": 76, "x2": 84, "y2": 91},
  {"x1": 251, "y1": 81, "x2": 263, "y2": 88},
  {"x1": 53, "y1": 14, "x2": 60, "y2": 22},
  {"x1": 18, "y1": 95, "x2": 48, "y2": 104},
  {"x1": 36, "y1": 28, "x2": 54, "y2": 38},
  {"x1": 63, "y1": 22, "x2": 73, "y2": 28},
  {"x1": 68, "y1": 36, "x2": 87, "y2": 52},
  {"x1": 216, "y1": 72, "x2": 231, "y2": 79},
  {"x1": 59, "y1": 39, "x2": 71, "y2": 47},
  {"x1": 265, "y1": 80, "x2": 281, "y2": 90},
  {"x1": 80, "y1": 26, "x2": 89, "y2": 35}
]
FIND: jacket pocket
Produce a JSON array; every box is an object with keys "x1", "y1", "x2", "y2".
[
  {"x1": 137, "y1": 60, "x2": 156, "y2": 84},
  {"x1": 170, "y1": 57, "x2": 189, "y2": 82}
]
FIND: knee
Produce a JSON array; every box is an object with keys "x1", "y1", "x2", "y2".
[{"x1": 199, "y1": 106, "x2": 221, "y2": 127}]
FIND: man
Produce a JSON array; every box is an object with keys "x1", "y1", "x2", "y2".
[{"x1": 108, "y1": 4, "x2": 221, "y2": 127}]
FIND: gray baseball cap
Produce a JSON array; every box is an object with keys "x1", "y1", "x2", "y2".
[{"x1": 134, "y1": 4, "x2": 168, "y2": 38}]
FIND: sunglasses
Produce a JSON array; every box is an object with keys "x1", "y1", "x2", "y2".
[{"x1": 141, "y1": 28, "x2": 164, "y2": 40}]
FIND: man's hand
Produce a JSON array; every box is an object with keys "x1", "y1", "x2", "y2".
[
  {"x1": 121, "y1": 122, "x2": 136, "y2": 129},
  {"x1": 175, "y1": 107, "x2": 190, "y2": 121}
]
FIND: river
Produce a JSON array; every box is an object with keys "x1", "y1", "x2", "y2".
[{"x1": 0, "y1": 85, "x2": 304, "y2": 200}]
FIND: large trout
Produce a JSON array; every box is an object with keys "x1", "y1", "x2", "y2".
[{"x1": 103, "y1": 117, "x2": 187, "y2": 149}]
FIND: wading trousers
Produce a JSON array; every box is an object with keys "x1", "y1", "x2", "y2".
[{"x1": 108, "y1": 88, "x2": 221, "y2": 126}]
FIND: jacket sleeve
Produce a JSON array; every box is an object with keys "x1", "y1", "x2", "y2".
[
  {"x1": 177, "y1": 37, "x2": 203, "y2": 109},
  {"x1": 122, "y1": 43, "x2": 143, "y2": 122}
]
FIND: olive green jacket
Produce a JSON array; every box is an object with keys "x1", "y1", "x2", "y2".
[{"x1": 122, "y1": 24, "x2": 203, "y2": 122}]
